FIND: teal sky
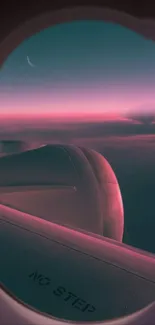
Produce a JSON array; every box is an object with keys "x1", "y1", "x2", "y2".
[{"x1": 1, "y1": 20, "x2": 155, "y2": 119}]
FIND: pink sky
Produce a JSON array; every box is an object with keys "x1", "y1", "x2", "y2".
[
  {"x1": 1, "y1": 90, "x2": 155, "y2": 120},
  {"x1": 1, "y1": 82, "x2": 155, "y2": 121}
]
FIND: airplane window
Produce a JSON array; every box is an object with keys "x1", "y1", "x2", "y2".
[{"x1": 1, "y1": 20, "x2": 155, "y2": 254}]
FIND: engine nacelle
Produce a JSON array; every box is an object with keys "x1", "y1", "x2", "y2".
[{"x1": 0, "y1": 144, "x2": 124, "y2": 241}]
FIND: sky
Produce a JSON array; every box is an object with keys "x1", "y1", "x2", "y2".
[{"x1": 1, "y1": 20, "x2": 155, "y2": 120}]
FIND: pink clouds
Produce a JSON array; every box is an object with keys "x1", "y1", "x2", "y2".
[{"x1": 72, "y1": 134, "x2": 155, "y2": 148}]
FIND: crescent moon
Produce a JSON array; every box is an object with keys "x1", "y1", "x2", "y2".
[{"x1": 27, "y1": 56, "x2": 35, "y2": 68}]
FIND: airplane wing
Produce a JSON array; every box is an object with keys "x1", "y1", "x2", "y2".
[
  {"x1": 0, "y1": 204, "x2": 155, "y2": 324},
  {"x1": 1, "y1": 283, "x2": 155, "y2": 325}
]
